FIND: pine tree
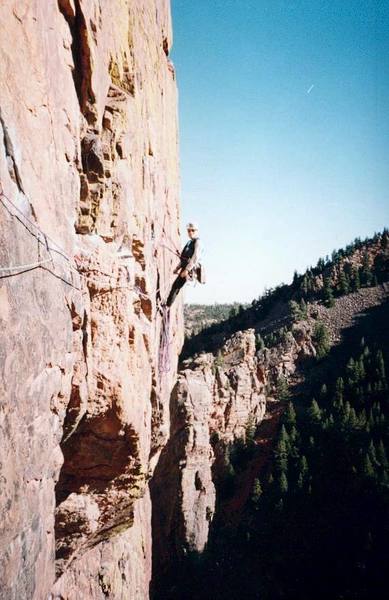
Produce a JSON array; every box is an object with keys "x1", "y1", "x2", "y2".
[
  {"x1": 251, "y1": 478, "x2": 263, "y2": 506},
  {"x1": 363, "y1": 345, "x2": 370, "y2": 358},
  {"x1": 346, "y1": 357, "x2": 358, "y2": 386},
  {"x1": 362, "y1": 454, "x2": 375, "y2": 478},
  {"x1": 288, "y1": 425, "x2": 299, "y2": 447},
  {"x1": 368, "y1": 440, "x2": 378, "y2": 466},
  {"x1": 323, "y1": 278, "x2": 335, "y2": 307},
  {"x1": 301, "y1": 274, "x2": 309, "y2": 297},
  {"x1": 309, "y1": 274, "x2": 315, "y2": 293},
  {"x1": 289, "y1": 300, "x2": 301, "y2": 321},
  {"x1": 313, "y1": 322, "x2": 331, "y2": 359},
  {"x1": 375, "y1": 350, "x2": 386, "y2": 381},
  {"x1": 361, "y1": 252, "x2": 373, "y2": 286},
  {"x1": 228, "y1": 306, "x2": 237, "y2": 319},
  {"x1": 358, "y1": 408, "x2": 367, "y2": 428},
  {"x1": 279, "y1": 424, "x2": 289, "y2": 445},
  {"x1": 275, "y1": 498, "x2": 284, "y2": 512},
  {"x1": 338, "y1": 267, "x2": 350, "y2": 295},
  {"x1": 278, "y1": 471, "x2": 288, "y2": 495},
  {"x1": 319, "y1": 383, "x2": 328, "y2": 400},
  {"x1": 335, "y1": 377, "x2": 344, "y2": 404},
  {"x1": 352, "y1": 267, "x2": 361, "y2": 291},
  {"x1": 308, "y1": 398, "x2": 322, "y2": 425},
  {"x1": 368, "y1": 410, "x2": 375, "y2": 430},
  {"x1": 274, "y1": 434, "x2": 288, "y2": 473},
  {"x1": 353, "y1": 356, "x2": 366, "y2": 382},
  {"x1": 255, "y1": 333, "x2": 265, "y2": 351},
  {"x1": 276, "y1": 376, "x2": 290, "y2": 402},
  {"x1": 344, "y1": 400, "x2": 351, "y2": 419},
  {"x1": 348, "y1": 407, "x2": 357, "y2": 429},
  {"x1": 245, "y1": 416, "x2": 256, "y2": 444},
  {"x1": 376, "y1": 440, "x2": 388, "y2": 469},
  {"x1": 283, "y1": 401, "x2": 296, "y2": 427},
  {"x1": 297, "y1": 455, "x2": 309, "y2": 487}
]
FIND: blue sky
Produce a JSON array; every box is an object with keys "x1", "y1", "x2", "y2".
[{"x1": 170, "y1": 0, "x2": 389, "y2": 304}]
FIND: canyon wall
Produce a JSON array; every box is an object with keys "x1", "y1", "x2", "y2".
[
  {"x1": 151, "y1": 322, "x2": 317, "y2": 581},
  {"x1": 0, "y1": 1, "x2": 182, "y2": 598}
]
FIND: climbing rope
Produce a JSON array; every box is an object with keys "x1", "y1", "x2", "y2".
[
  {"x1": 0, "y1": 182, "x2": 75, "y2": 265},
  {"x1": 0, "y1": 184, "x2": 85, "y2": 290},
  {"x1": 0, "y1": 182, "x2": 182, "y2": 377},
  {"x1": 158, "y1": 304, "x2": 172, "y2": 375},
  {"x1": 0, "y1": 183, "x2": 155, "y2": 298},
  {"x1": 158, "y1": 241, "x2": 181, "y2": 258},
  {"x1": 0, "y1": 257, "x2": 53, "y2": 273}
]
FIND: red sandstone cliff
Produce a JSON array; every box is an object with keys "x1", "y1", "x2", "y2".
[{"x1": 0, "y1": 1, "x2": 182, "y2": 598}]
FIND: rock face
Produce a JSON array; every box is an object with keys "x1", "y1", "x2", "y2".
[
  {"x1": 0, "y1": 1, "x2": 181, "y2": 598},
  {"x1": 314, "y1": 286, "x2": 389, "y2": 343},
  {"x1": 151, "y1": 330, "x2": 266, "y2": 570},
  {"x1": 151, "y1": 324, "x2": 316, "y2": 579}
]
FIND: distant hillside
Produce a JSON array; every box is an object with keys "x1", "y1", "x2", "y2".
[
  {"x1": 156, "y1": 229, "x2": 389, "y2": 600},
  {"x1": 184, "y1": 302, "x2": 249, "y2": 336},
  {"x1": 182, "y1": 229, "x2": 389, "y2": 359},
  {"x1": 167, "y1": 301, "x2": 389, "y2": 600}
]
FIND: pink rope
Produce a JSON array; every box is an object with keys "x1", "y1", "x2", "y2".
[{"x1": 158, "y1": 305, "x2": 172, "y2": 374}]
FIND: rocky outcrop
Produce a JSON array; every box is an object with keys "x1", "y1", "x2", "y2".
[
  {"x1": 0, "y1": 1, "x2": 181, "y2": 598},
  {"x1": 151, "y1": 323, "x2": 316, "y2": 577},
  {"x1": 314, "y1": 285, "x2": 389, "y2": 343}
]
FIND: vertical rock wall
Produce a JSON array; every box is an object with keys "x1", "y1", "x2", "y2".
[
  {"x1": 0, "y1": 1, "x2": 182, "y2": 598},
  {"x1": 151, "y1": 331, "x2": 267, "y2": 574}
]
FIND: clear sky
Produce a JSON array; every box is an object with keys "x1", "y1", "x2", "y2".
[{"x1": 170, "y1": 0, "x2": 389, "y2": 304}]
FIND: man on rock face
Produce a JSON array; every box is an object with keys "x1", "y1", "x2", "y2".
[{"x1": 166, "y1": 222, "x2": 201, "y2": 307}]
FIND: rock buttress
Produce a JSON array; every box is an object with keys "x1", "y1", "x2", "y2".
[
  {"x1": 150, "y1": 325, "x2": 317, "y2": 582},
  {"x1": 0, "y1": 1, "x2": 182, "y2": 599}
]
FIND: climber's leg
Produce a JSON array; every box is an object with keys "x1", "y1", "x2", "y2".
[{"x1": 166, "y1": 274, "x2": 186, "y2": 307}]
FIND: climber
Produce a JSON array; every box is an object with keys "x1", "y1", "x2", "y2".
[{"x1": 165, "y1": 222, "x2": 203, "y2": 307}]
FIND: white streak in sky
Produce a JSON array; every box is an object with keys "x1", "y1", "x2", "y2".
[{"x1": 307, "y1": 84, "x2": 315, "y2": 94}]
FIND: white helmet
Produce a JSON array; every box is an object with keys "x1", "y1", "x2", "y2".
[{"x1": 186, "y1": 221, "x2": 199, "y2": 230}]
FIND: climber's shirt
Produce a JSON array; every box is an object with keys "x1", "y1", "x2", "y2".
[{"x1": 179, "y1": 237, "x2": 200, "y2": 274}]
